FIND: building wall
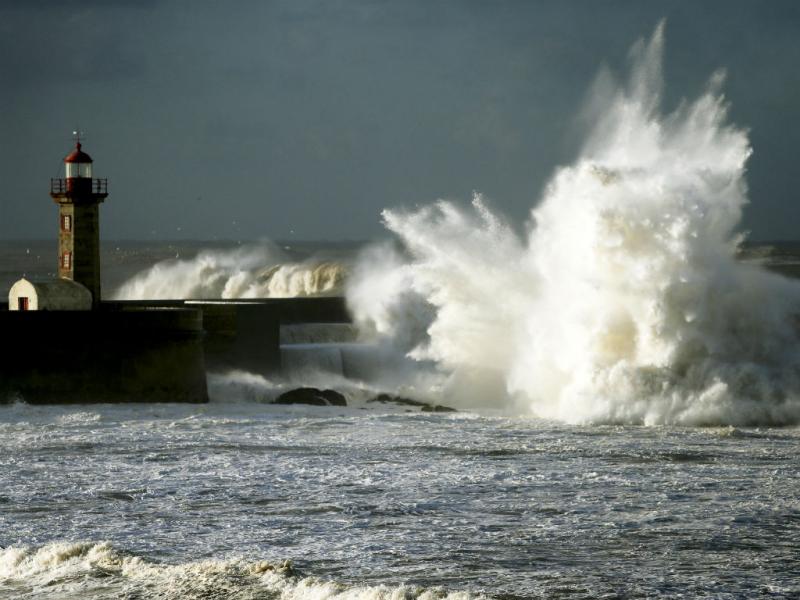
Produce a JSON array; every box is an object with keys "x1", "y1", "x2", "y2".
[
  {"x1": 8, "y1": 279, "x2": 38, "y2": 311},
  {"x1": 59, "y1": 203, "x2": 101, "y2": 303},
  {"x1": 57, "y1": 203, "x2": 73, "y2": 279}
]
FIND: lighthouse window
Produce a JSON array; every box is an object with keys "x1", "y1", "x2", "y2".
[
  {"x1": 61, "y1": 214, "x2": 72, "y2": 232},
  {"x1": 62, "y1": 252, "x2": 72, "y2": 269},
  {"x1": 66, "y1": 163, "x2": 92, "y2": 178}
]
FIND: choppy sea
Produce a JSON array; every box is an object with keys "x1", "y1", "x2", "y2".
[{"x1": 1, "y1": 240, "x2": 800, "y2": 599}]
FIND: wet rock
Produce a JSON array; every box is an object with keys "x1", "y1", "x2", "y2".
[
  {"x1": 420, "y1": 404, "x2": 458, "y2": 413},
  {"x1": 273, "y1": 387, "x2": 347, "y2": 407},
  {"x1": 367, "y1": 393, "x2": 456, "y2": 412},
  {"x1": 367, "y1": 393, "x2": 427, "y2": 408}
]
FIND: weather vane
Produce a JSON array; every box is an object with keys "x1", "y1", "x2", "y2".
[{"x1": 72, "y1": 129, "x2": 85, "y2": 145}]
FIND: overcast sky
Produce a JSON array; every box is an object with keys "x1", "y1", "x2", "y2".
[{"x1": 0, "y1": 0, "x2": 798, "y2": 241}]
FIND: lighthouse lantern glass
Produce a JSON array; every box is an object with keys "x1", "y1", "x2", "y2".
[{"x1": 66, "y1": 162, "x2": 92, "y2": 178}]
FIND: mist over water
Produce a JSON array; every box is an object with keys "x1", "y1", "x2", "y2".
[{"x1": 347, "y1": 24, "x2": 800, "y2": 426}]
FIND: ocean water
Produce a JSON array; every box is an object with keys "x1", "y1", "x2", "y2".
[
  {"x1": 4, "y1": 25, "x2": 800, "y2": 598},
  {"x1": 1, "y1": 402, "x2": 799, "y2": 599}
]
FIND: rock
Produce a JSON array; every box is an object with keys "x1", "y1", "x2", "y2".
[
  {"x1": 421, "y1": 404, "x2": 457, "y2": 413},
  {"x1": 321, "y1": 389, "x2": 347, "y2": 406},
  {"x1": 367, "y1": 393, "x2": 427, "y2": 408},
  {"x1": 367, "y1": 393, "x2": 456, "y2": 412},
  {"x1": 274, "y1": 387, "x2": 347, "y2": 407}
]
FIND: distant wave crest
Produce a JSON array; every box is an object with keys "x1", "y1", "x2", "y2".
[{"x1": 113, "y1": 243, "x2": 346, "y2": 300}]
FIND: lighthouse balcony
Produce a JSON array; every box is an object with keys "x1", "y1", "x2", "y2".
[{"x1": 50, "y1": 178, "x2": 108, "y2": 196}]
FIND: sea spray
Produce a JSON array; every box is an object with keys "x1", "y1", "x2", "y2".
[
  {"x1": 347, "y1": 23, "x2": 800, "y2": 425},
  {"x1": 114, "y1": 242, "x2": 347, "y2": 299}
]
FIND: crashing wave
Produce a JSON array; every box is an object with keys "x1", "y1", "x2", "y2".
[
  {"x1": 0, "y1": 541, "x2": 480, "y2": 600},
  {"x1": 346, "y1": 23, "x2": 800, "y2": 426},
  {"x1": 113, "y1": 243, "x2": 347, "y2": 300}
]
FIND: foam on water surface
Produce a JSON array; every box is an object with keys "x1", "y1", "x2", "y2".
[
  {"x1": 0, "y1": 541, "x2": 477, "y2": 600},
  {"x1": 1, "y1": 401, "x2": 798, "y2": 599}
]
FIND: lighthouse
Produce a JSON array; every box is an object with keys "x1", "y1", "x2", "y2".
[{"x1": 49, "y1": 137, "x2": 108, "y2": 307}]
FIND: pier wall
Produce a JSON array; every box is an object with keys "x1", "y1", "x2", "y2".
[
  {"x1": 106, "y1": 296, "x2": 350, "y2": 376},
  {"x1": 0, "y1": 308, "x2": 208, "y2": 404},
  {"x1": 1, "y1": 297, "x2": 350, "y2": 404}
]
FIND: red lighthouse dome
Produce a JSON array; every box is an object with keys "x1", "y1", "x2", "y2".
[
  {"x1": 64, "y1": 142, "x2": 93, "y2": 164},
  {"x1": 64, "y1": 143, "x2": 93, "y2": 179}
]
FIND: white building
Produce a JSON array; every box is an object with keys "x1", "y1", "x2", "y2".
[{"x1": 9, "y1": 278, "x2": 92, "y2": 311}]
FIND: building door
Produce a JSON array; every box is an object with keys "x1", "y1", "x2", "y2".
[{"x1": 18, "y1": 297, "x2": 29, "y2": 311}]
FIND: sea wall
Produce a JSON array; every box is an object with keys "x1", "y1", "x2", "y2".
[
  {"x1": 105, "y1": 297, "x2": 350, "y2": 323},
  {"x1": 106, "y1": 296, "x2": 350, "y2": 376},
  {"x1": 183, "y1": 302, "x2": 282, "y2": 375},
  {"x1": 0, "y1": 307, "x2": 208, "y2": 404},
  {"x1": 0, "y1": 297, "x2": 350, "y2": 404}
]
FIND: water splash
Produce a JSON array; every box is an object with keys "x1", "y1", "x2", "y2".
[
  {"x1": 347, "y1": 24, "x2": 800, "y2": 425},
  {"x1": 114, "y1": 242, "x2": 346, "y2": 299}
]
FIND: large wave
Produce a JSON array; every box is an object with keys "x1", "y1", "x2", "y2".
[
  {"x1": 346, "y1": 23, "x2": 800, "y2": 426},
  {"x1": 0, "y1": 541, "x2": 476, "y2": 600},
  {"x1": 114, "y1": 243, "x2": 346, "y2": 299}
]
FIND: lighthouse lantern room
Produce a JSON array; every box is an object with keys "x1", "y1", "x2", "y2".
[{"x1": 49, "y1": 136, "x2": 108, "y2": 307}]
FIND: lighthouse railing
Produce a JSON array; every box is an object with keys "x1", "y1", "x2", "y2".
[{"x1": 50, "y1": 178, "x2": 108, "y2": 195}]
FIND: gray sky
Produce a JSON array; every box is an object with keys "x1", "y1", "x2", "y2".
[{"x1": 1, "y1": 0, "x2": 798, "y2": 241}]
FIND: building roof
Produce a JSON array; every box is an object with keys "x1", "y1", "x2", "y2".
[{"x1": 64, "y1": 142, "x2": 93, "y2": 164}]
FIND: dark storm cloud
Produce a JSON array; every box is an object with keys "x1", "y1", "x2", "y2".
[
  {"x1": 1, "y1": 0, "x2": 158, "y2": 9},
  {"x1": 0, "y1": 2, "x2": 151, "y2": 84},
  {"x1": 1, "y1": 0, "x2": 799, "y2": 241}
]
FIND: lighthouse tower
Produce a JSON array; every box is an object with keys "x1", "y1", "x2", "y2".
[{"x1": 49, "y1": 137, "x2": 108, "y2": 307}]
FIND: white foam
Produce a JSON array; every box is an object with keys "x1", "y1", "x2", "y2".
[
  {"x1": 114, "y1": 242, "x2": 346, "y2": 299},
  {"x1": 0, "y1": 542, "x2": 481, "y2": 600},
  {"x1": 345, "y1": 23, "x2": 800, "y2": 425},
  {"x1": 206, "y1": 370, "x2": 284, "y2": 403}
]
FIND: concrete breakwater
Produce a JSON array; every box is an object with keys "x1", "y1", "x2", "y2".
[{"x1": 0, "y1": 297, "x2": 349, "y2": 404}]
